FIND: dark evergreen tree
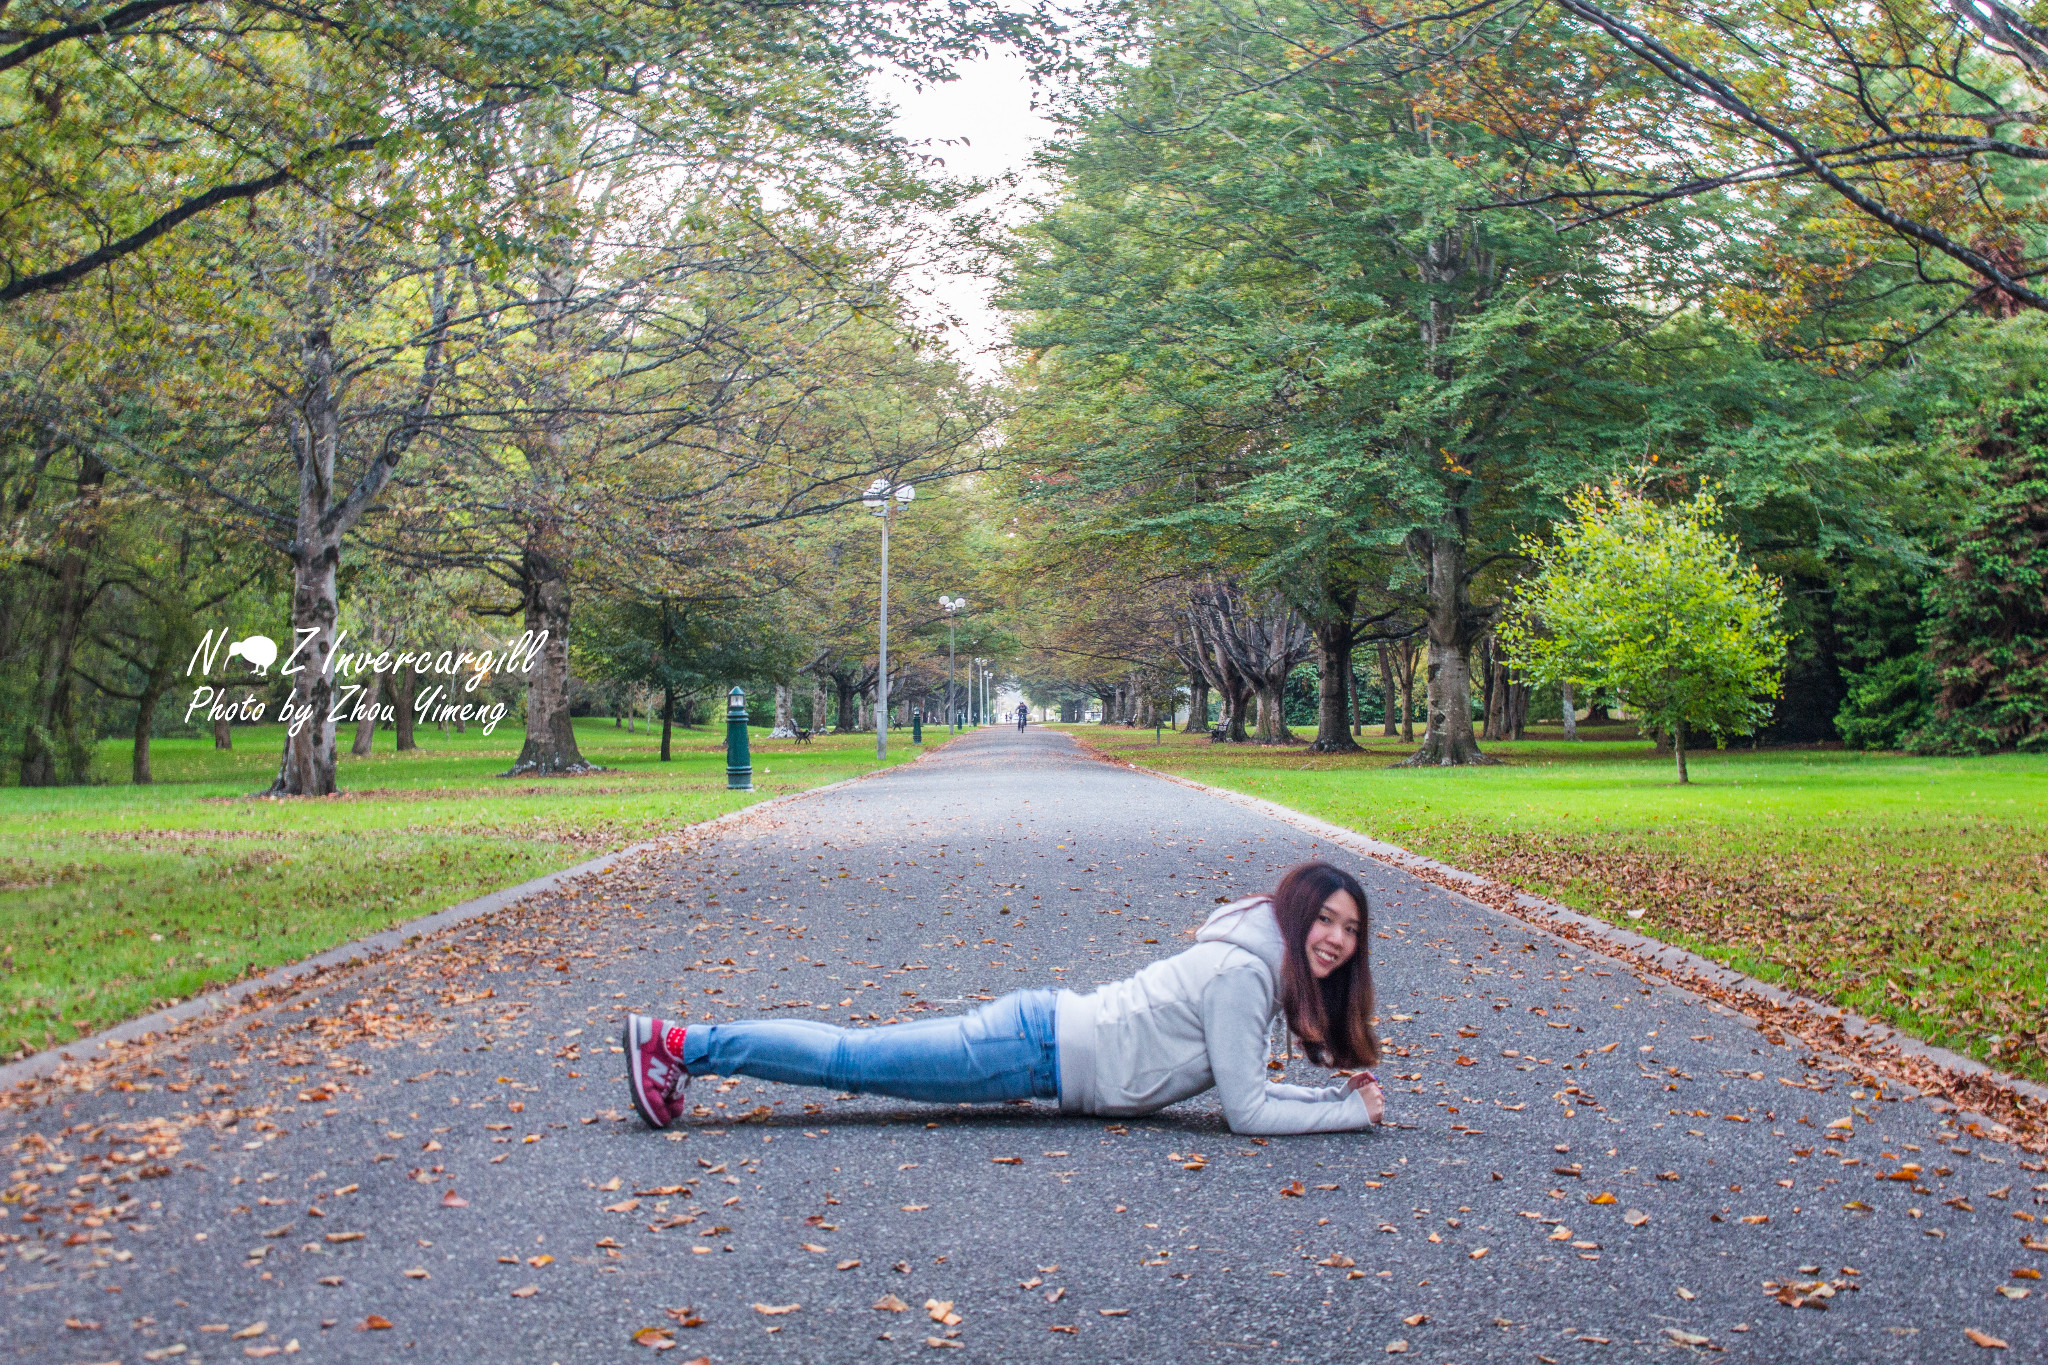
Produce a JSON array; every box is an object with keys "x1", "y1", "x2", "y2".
[{"x1": 1909, "y1": 399, "x2": 2048, "y2": 753}]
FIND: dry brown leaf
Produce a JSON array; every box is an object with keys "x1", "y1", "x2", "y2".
[
  {"x1": 599, "y1": 1177, "x2": 622, "y2": 1192},
  {"x1": 1098, "y1": 1308, "x2": 1129, "y2": 1317},
  {"x1": 1385, "y1": 1342, "x2": 1409, "y2": 1355},
  {"x1": 1280, "y1": 1181, "x2": 1305, "y2": 1197},
  {"x1": 356, "y1": 1315, "x2": 392, "y2": 1331},
  {"x1": 1402, "y1": 1314, "x2": 1427, "y2": 1327},
  {"x1": 605, "y1": 1199, "x2": 641, "y2": 1213},
  {"x1": 801, "y1": 1242, "x2": 828, "y2": 1254},
  {"x1": 838, "y1": 1259, "x2": 861, "y2": 1271},
  {"x1": 874, "y1": 1295, "x2": 910, "y2": 1313},
  {"x1": 663, "y1": 1308, "x2": 704, "y2": 1328},
  {"x1": 1624, "y1": 1209, "x2": 1649, "y2": 1227},
  {"x1": 510, "y1": 1286, "x2": 538, "y2": 1299},
  {"x1": 1965, "y1": 1329, "x2": 2009, "y2": 1349},
  {"x1": 753, "y1": 1304, "x2": 800, "y2": 1317},
  {"x1": 1469, "y1": 1247, "x2": 1490, "y2": 1259},
  {"x1": 1317, "y1": 1253, "x2": 1356, "y2": 1267},
  {"x1": 440, "y1": 1190, "x2": 467, "y2": 1208},
  {"x1": 230, "y1": 1323, "x2": 266, "y2": 1341},
  {"x1": 630, "y1": 1325, "x2": 675, "y2": 1350},
  {"x1": 1588, "y1": 1192, "x2": 1617, "y2": 1205}
]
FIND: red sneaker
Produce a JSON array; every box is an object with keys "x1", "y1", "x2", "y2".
[{"x1": 624, "y1": 1014, "x2": 688, "y2": 1129}]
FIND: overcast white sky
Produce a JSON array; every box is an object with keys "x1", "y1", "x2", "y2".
[{"x1": 873, "y1": 53, "x2": 1055, "y2": 376}]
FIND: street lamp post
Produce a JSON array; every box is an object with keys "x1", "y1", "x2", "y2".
[
  {"x1": 940, "y1": 596, "x2": 966, "y2": 734},
  {"x1": 862, "y1": 477, "x2": 916, "y2": 761}
]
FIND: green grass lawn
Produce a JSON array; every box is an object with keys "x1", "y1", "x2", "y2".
[
  {"x1": 0, "y1": 720, "x2": 943, "y2": 1059},
  {"x1": 1066, "y1": 723, "x2": 2048, "y2": 1082}
]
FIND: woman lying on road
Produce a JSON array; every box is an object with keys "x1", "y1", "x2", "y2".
[{"x1": 623, "y1": 859, "x2": 1386, "y2": 1136}]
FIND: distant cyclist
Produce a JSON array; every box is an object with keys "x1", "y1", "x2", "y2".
[{"x1": 1015, "y1": 703, "x2": 1028, "y2": 731}]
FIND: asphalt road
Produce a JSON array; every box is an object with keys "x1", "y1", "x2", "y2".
[{"x1": 5, "y1": 726, "x2": 2044, "y2": 1363}]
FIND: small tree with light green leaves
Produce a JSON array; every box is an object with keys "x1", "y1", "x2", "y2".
[{"x1": 1499, "y1": 483, "x2": 1788, "y2": 783}]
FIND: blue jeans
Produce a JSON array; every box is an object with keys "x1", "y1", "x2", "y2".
[{"x1": 679, "y1": 989, "x2": 1060, "y2": 1105}]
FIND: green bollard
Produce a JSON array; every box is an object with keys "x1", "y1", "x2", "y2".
[
  {"x1": 725, "y1": 685, "x2": 753, "y2": 791},
  {"x1": 912, "y1": 709, "x2": 923, "y2": 745}
]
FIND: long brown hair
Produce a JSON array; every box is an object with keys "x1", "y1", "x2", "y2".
[{"x1": 1269, "y1": 861, "x2": 1379, "y2": 1070}]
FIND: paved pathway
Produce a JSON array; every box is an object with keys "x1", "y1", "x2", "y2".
[{"x1": 5, "y1": 728, "x2": 2044, "y2": 1362}]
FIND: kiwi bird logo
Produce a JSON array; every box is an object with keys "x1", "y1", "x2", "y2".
[{"x1": 227, "y1": 634, "x2": 278, "y2": 674}]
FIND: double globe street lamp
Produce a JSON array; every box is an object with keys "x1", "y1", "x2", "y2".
[
  {"x1": 862, "y1": 477, "x2": 915, "y2": 760},
  {"x1": 940, "y1": 594, "x2": 967, "y2": 734}
]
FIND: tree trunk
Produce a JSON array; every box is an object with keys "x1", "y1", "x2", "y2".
[
  {"x1": 213, "y1": 708, "x2": 233, "y2": 750},
  {"x1": 1398, "y1": 639, "x2": 1416, "y2": 741},
  {"x1": 1378, "y1": 642, "x2": 1399, "y2": 737},
  {"x1": 833, "y1": 673, "x2": 858, "y2": 733},
  {"x1": 1561, "y1": 681, "x2": 1578, "y2": 739},
  {"x1": 1310, "y1": 614, "x2": 1360, "y2": 752},
  {"x1": 1673, "y1": 717, "x2": 1689, "y2": 783},
  {"x1": 132, "y1": 677, "x2": 165, "y2": 785},
  {"x1": 770, "y1": 682, "x2": 797, "y2": 738},
  {"x1": 1212, "y1": 681, "x2": 1251, "y2": 742},
  {"x1": 351, "y1": 670, "x2": 384, "y2": 756},
  {"x1": 1399, "y1": 528, "x2": 1497, "y2": 766},
  {"x1": 394, "y1": 664, "x2": 416, "y2": 751},
  {"x1": 1350, "y1": 661, "x2": 1362, "y2": 737},
  {"x1": 21, "y1": 451, "x2": 107, "y2": 787},
  {"x1": 1187, "y1": 676, "x2": 1209, "y2": 734},
  {"x1": 810, "y1": 673, "x2": 828, "y2": 733},
  {"x1": 506, "y1": 520, "x2": 592, "y2": 776},
  {"x1": 660, "y1": 683, "x2": 673, "y2": 762},
  {"x1": 269, "y1": 524, "x2": 344, "y2": 796}
]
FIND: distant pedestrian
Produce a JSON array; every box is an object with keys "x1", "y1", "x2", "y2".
[
  {"x1": 1016, "y1": 703, "x2": 1028, "y2": 731},
  {"x1": 623, "y1": 861, "x2": 1385, "y2": 1135}
]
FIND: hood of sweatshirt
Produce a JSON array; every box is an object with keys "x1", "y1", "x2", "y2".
[{"x1": 1195, "y1": 896, "x2": 1286, "y2": 977}]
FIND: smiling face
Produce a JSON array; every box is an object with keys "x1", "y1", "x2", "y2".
[{"x1": 1303, "y1": 889, "x2": 1360, "y2": 980}]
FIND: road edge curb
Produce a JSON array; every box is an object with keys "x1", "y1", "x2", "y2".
[
  {"x1": 1126, "y1": 760, "x2": 2048, "y2": 1111},
  {"x1": 0, "y1": 762, "x2": 904, "y2": 1095}
]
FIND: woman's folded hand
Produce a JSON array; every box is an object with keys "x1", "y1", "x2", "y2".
[{"x1": 1343, "y1": 1069, "x2": 1386, "y2": 1124}]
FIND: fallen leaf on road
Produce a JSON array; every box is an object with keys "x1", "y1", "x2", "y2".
[
  {"x1": 630, "y1": 1326, "x2": 674, "y2": 1350},
  {"x1": 1965, "y1": 1329, "x2": 2008, "y2": 1349},
  {"x1": 440, "y1": 1191, "x2": 467, "y2": 1208},
  {"x1": 64, "y1": 1317, "x2": 101, "y2": 1330},
  {"x1": 356, "y1": 1316, "x2": 392, "y2": 1331},
  {"x1": 600, "y1": 1177, "x2": 621, "y2": 1192},
  {"x1": 1385, "y1": 1342, "x2": 1408, "y2": 1355},
  {"x1": 605, "y1": 1199, "x2": 641, "y2": 1213},
  {"x1": 754, "y1": 1304, "x2": 800, "y2": 1316},
  {"x1": 1402, "y1": 1314, "x2": 1427, "y2": 1326},
  {"x1": 326, "y1": 1232, "x2": 365, "y2": 1243},
  {"x1": 991, "y1": 1156, "x2": 1022, "y2": 1165},
  {"x1": 1549, "y1": 1227, "x2": 1572, "y2": 1241},
  {"x1": 1664, "y1": 1328, "x2": 1709, "y2": 1346},
  {"x1": 1596, "y1": 1042, "x2": 1618, "y2": 1053},
  {"x1": 1997, "y1": 1286, "x2": 2029, "y2": 1300},
  {"x1": 838, "y1": 1259, "x2": 861, "y2": 1271},
  {"x1": 875, "y1": 1295, "x2": 910, "y2": 1313},
  {"x1": 2018, "y1": 1268, "x2": 2044, "y2": 1281},
  {"x1": 403, "y1": 1268, "x2": 429, "y2": 1280},
  {"x1": 1049, "y1": 1325, "x2": 1077, "y2": 1334},
  {"x1": 511, "y1": 1286, "x2": 538, "y2": 1299},
  {"x1": 925, "y1": 1299, "x2": 962, "y2": 1326},
  {"x1": 1739, "y1": 1215, "x2": 1769, "y2": 1225},
  {"x1": 1676, "y1": 1288, "x2": 1695, "y2": 1301},
  {"x1": 1469, "y1": 1248, "x2": 1489, "y2": 1260},
  {"x1": 1098, "y1": 1309, "x2": 1129, "y2": 1317},
  {"x1": 664, "y1": 1308, "x2": 704, "y2": 1328},
  {"x1": 1317, "y1": 1253, "x2": 1355, "y2": 1267},
  {"x1": 1588, "y1": 1193, "x2": 1616, "y2": 1205},
  {"x1": 801, "y1": 1242, "x2": 828, "y2": 1254},
  {"x1": 902, "y1": 1204, "x2": 930, "y2": 1212},
  {"x1": 1281, "y1": 1181, "x2": 1305, "y2": 1197},
  {"x1": 1624, "y1": 1210, "x2": 1648, "y2": 1227},
  {"x1": 317, "y1": 1277, "x2": 343, "y2": 1287},
  {"x1": 1455, "y1": 1056, "x2": 1475, "y2": 1067},
  {"x1": 527, "y1": 1254, "x2": 553, "y2": 1268},
  {"x1": 925, "y1": 1338, "x2": 963, "y2": 1349}
]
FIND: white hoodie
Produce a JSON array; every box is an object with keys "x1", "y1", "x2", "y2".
[{"x1": 1053, "y1": 897, "x2": 1376, "y2": 1135}]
